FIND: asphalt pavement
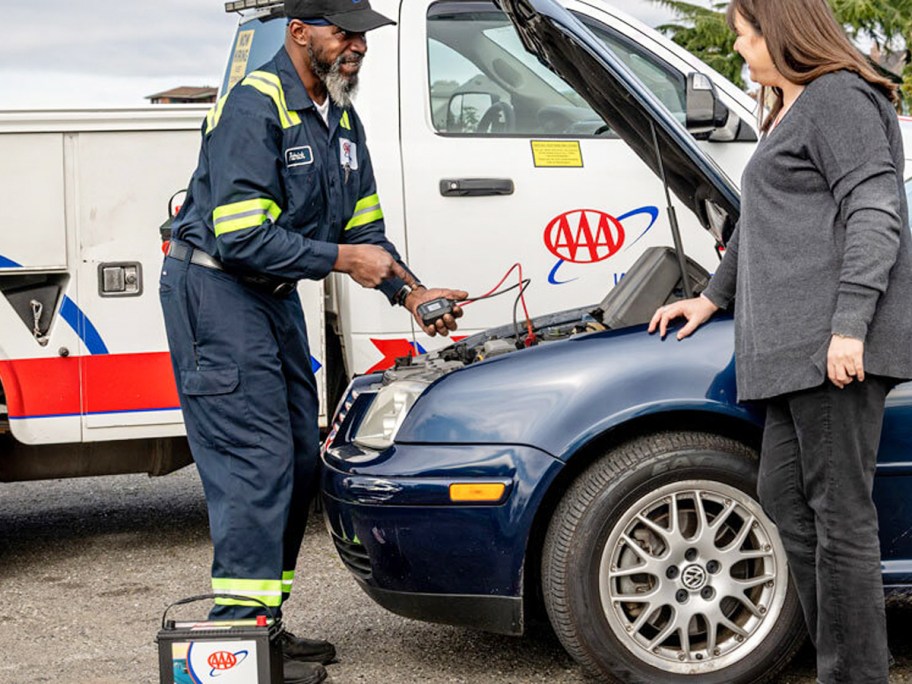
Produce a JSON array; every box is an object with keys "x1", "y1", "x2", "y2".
[{"x1": 0, "y1": 466, "x2": 909, "y2": 683}]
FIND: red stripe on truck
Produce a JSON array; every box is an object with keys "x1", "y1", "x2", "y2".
[{"x1": 0, "y1": 352, "x2": 180, "y2": 419}]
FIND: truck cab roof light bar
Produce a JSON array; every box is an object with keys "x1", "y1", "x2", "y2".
[{"x1": 225, "y1": 0, "x2": 282, "y2": 14}]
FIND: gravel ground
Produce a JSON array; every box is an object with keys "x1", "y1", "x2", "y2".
[{"x1": 0, "y1": 466, "x2": 909, "y2": 683}]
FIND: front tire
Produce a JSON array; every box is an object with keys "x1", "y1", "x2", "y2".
[{"x1": 542, "y1": 431, "x2": 805, "y2": 683}]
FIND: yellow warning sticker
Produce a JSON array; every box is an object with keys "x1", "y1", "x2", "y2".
[
  {"x1": 531, "y1": 140, "x2": 584, "y2": 168},
  {"x1": 227, "y1": 30, "x2": 255, "y2": 92}
]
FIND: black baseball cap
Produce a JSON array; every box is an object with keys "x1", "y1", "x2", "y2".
[{"x1": 285, "y1": 0, "x2": 395, "y2": 32}]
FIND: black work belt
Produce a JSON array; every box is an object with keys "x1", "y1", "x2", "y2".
[{"x1": 167, "y1": 240, "x2": 296, "y2": 298}]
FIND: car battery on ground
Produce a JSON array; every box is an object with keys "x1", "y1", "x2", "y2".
[{"x1": 157, "y1": 594, "x2": 283, "y2": 684}]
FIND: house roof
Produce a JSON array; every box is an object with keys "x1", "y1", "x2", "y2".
[{"x1": 146, "y1": 86, "x2": 218, "y2": 101}]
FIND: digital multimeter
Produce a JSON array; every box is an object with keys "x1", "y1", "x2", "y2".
[{"x1": 416, "y1": 297, "x2": 455, "y2": 327}]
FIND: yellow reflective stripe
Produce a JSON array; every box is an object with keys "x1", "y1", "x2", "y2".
[
  {"x1": 340, "y1": 110, "x2": 351, "y2": 130},
  {"x1": 282, "y1": 570, "x2": 294, "y2": 592},
  {"x1": 206, "y1": 94, "x2": 229, "y2": 134},
  {"x1": 255, "y1": 71, "x2": 301, "y2": 127},
  {"x1": 345, "y1": 209, "x2": 383, "y2": 231},
  {"x1": 242, "y1": 71, "x2": 301, "y2": 129},
  {"x1": 214, "y1": 596, "x2": 282, "y2": 607},
  {"x1": 213, "y1": 198, "x2": 281, "y2": 222},
  {"x1": 353, "y1": 193, "x2": 379, "y2": 214},
  {"x1": 214, "y1": 596, "x2": 281, "y2": 607},
  {"x1": 345, "y1": 193, "x2": 383, "y2": 231},
  {"x1": 243, "y1": 75, "x2": 292, "y2": 129},
  {"x1": 213, "y1": 198, "x2": 282, "y2": 237},
  {"x1": 212, "y1": 577, "x2": 283, "y2": 607}
]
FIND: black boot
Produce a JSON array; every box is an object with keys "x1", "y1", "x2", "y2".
[
  {"x1": 280, "y1": 630, "x2": 336, "y2": 665},
  {"x1": 283, "y1": 658, "x2": 327, "y2": 684}
]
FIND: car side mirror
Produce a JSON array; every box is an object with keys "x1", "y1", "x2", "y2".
[
  {"x1": 685, "y1": 72, "x2": 729, "y2": 139},
  {"x1": 446, "y1": 92, "x2": 496, "y2": 133}
]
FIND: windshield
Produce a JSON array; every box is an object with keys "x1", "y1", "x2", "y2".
[{"x1": 220, "y1": 14, "x2": 286, "y2": 95}]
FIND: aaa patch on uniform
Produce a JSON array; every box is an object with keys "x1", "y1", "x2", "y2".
[
  {"x1": 339, "y1": 138, "x2": 359, "y2": 170},
  {"x1": 286, "y1": 146, "x2": 314, "y2": 168}
]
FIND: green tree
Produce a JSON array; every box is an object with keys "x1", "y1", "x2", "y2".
[
  {"x1": 830, "y1": 0, "x2": 912, "y2": 102},
  {"x1": 652, "y1": 0, "x2": 912, "y2": 104},
  {"x1": 652, "y1": 1, "x2": 744, "y2": 88}
]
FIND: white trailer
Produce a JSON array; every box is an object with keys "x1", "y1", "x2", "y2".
[{"x1": 0, "y1": 108, "x2": 207, "y2": 478}]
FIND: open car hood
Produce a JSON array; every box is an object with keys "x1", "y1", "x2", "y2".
[{"x1": 497, "y1": 0, "x2": 741, "y2": 244}]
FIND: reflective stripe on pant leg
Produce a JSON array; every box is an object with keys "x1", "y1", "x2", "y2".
[
  {"x1": 212, "y1": 577, "x2": 284, "y2": 608},
  {"x1": 281, "y1": 570, "x2": 295, "y2": 600}
]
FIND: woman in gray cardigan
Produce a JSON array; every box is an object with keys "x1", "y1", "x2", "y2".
[{"x1": 649, "y1": 0, "x2": 912, "y2": 681}]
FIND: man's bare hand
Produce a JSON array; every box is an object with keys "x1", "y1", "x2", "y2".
[
  {"x1": 334, "y1": 244, "x2": 399, "y2": 288},
  {"x1": 647, "y1": 294, "x2": 719, "y2": 340},
  {"x1": 828, "y1": 334, "x2": 864, "y2": 388},
  {"x1": 405, "y1": 287, "x2": 468, "y2": 337}
]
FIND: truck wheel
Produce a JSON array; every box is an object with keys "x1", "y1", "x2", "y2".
[{"x1": 542, "y1": 432, "x2": 805, "y2": 683}]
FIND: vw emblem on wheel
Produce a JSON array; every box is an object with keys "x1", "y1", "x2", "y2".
[{"x1": 681, "y1": 564, "x2": 707, "y2": 590}]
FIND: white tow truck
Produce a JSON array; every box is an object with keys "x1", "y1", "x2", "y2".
[{"x1": 0, "y1": 0, "x2": 762, "y2": 481}]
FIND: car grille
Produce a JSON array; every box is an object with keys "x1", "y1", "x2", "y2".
[{"x1": 333, "y1": 536, "x2": 372, "y2": 580}]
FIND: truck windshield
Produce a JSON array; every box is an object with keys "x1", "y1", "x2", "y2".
[{"x1": 220, "y1": 15, "x2": 286, "y2": 95}]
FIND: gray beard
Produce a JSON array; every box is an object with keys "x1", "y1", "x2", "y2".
[{"x1": 309, "y1": 45, "x2": 360, "y2": 109}]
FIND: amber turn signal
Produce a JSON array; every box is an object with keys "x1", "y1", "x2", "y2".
[{"x1": 449, "y1": 483, "x2": 506, "y2": 502}]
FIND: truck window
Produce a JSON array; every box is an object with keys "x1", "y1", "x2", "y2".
[
  {"x1": 428, "y1": 40, "x2": 498, "y2": 131},
  {"x1": 576, "y1": 18, "x2": 687, "y2": 124},
  {"x1": 427, "y1": 4, "x2": 607, "y2": 136}
]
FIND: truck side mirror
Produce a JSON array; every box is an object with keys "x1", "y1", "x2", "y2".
[
  {"x1": 685, "y1": 72, "x2": 729, "y2": 139},
  {"x1": 446, "y1": 92, "x2": 496, "y2": 133}
]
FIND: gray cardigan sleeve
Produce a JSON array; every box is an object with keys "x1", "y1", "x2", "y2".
[
  {"x1": 806, "y1": 83, "x2": 903, "y2": 342},
  {"x1": 701, "y1": 222, "x2": 739, "y2": 310}
]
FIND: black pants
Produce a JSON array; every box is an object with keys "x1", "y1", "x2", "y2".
[{"x1": 758, "y1": 376, "x2": 893, "y2": 684}]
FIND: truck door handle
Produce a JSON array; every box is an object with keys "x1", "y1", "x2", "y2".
[{"x1": 439, "y1": 178, "x2": 514, "y2": 197}]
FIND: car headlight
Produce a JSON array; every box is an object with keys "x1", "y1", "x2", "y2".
[{"x1": 352, "y1": 380, "x2": 428, "y2": 450}]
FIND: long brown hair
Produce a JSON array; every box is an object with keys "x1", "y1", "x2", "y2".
[{"x1": 726, "y1": 0, "x2": 898, "y2": 131}]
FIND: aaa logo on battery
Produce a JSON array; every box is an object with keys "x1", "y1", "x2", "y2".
[
  {"x1": 208, "y1": 649, "x2": 247, "y2": 672},
  {"x1": 544, "y1": 210, "x2": 625, "y2": 264}
]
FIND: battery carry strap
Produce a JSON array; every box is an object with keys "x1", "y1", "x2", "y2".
[{"x1": 161, "y1": 593, "x2": 277, "y2": 629}]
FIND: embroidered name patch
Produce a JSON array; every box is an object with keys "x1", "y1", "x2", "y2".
[{"x1": 286, "y1": 146, "x2": 314, "y2": 168}]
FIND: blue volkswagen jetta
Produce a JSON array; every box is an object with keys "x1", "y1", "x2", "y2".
[{"x1": 321, "y1": 0, "x2": 912, "y2": 681}]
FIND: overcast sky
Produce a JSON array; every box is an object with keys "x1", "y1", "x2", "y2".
[{"x1": 0, "y1": 0, "x2": 679, "y2": 109}]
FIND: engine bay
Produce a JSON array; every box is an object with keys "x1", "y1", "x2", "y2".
[{"x1": 383, "y1": 246, "x2": 711, "y2": 384}]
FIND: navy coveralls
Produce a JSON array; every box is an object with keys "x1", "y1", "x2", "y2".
[{"x1": 160, "y1": 47, "x2": 409, "y2": 620}]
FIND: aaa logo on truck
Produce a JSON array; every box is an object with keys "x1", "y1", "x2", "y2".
[
  {"x1": 545, "y1": 206, "x2": 659, "y2": 284},
  {"x1": 544, "y1": 209, "x2": 625, "y2": 263}
]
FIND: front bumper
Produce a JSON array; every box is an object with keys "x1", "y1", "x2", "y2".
[{"x1": 321, "y1": 442, "x2": 563, "y2": 635}]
